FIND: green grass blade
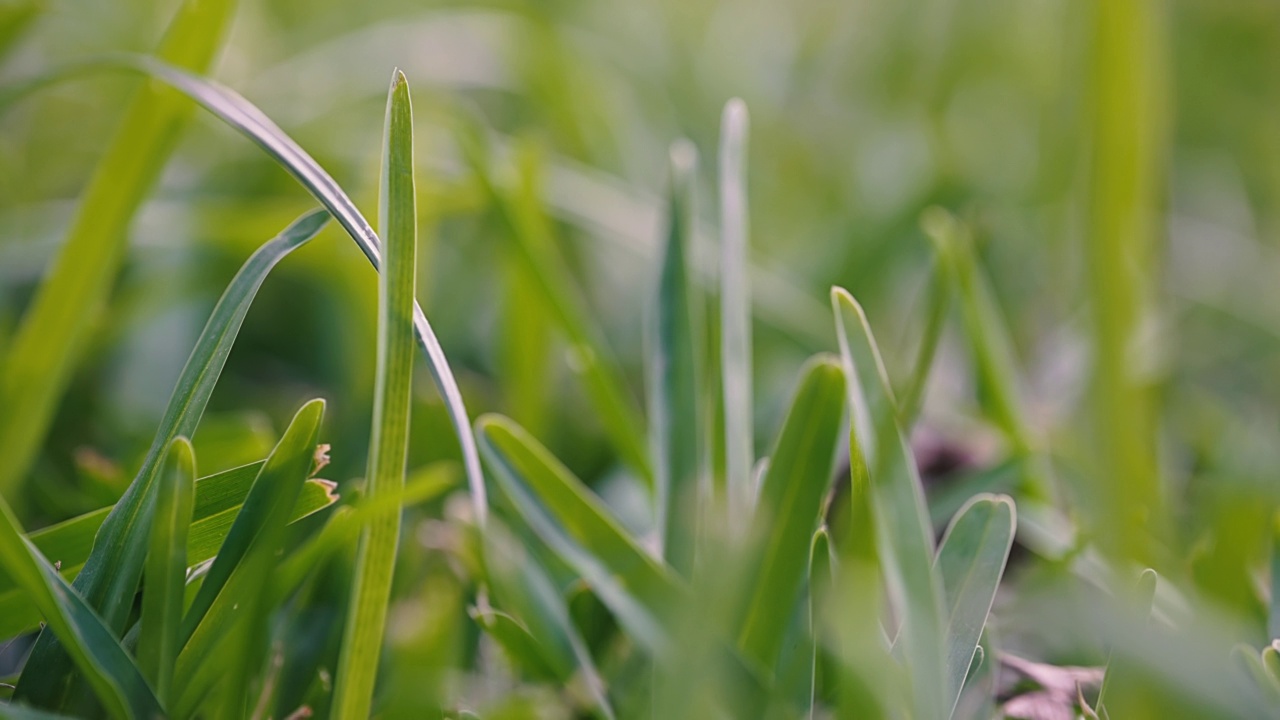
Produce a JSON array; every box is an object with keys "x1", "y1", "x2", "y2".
[
  {"x1": 831, "y1": 286, "x2": 946, "y2": 720},
  {"x1": 172, "y1": 399, "x2": 326, "y2": 714},
  {"x1": 138, "y1": 437, "x2": 196, "y2": 704},
  {"x1": 0, "y1": 501, "x2": 160, "y2": 718},
  {"x1": 333, "y1": 70, "x2": 418, "y2": 720},
  {"x1": 1271, "y1": 512, "x2": 1280, "y2": 640},
  {"x1": 0, "y1": 0, "x2": 234, "y2": 499},
  {"x1": 934, "y1": 494, "x2": 1016, "y2": 718},
  {"x1": 719, "y1": 99, "x2": 753, "y2": 523},
  {"x1": 16, "y1": 209, "x2": 328, "y2": 707},
  {"x1": 897, "y1": 256, "x2": 950, "y2": 428},
  {"x1": 0, "y1": 704, "x2": 82, "y2": 720},
  {"x1": 0, "y1": 0, "x2": 41, "y2": 61},
  {"x1": 808, "y1": 527, "x2": 831, "y2": 717},
  {"x1": 653, "y1": 140, "x2": 701, "y2": 576},
  {"x1": 736, "y1": 356, "x2": 844, "y2": 671},
  {"x1": 476, "y1": 414, "x2": 681, "y2": 654},
  {"x1": 1096, "y1": 568, "x2": 1158, "y2": 717}
]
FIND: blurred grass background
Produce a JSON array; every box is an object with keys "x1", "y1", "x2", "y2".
[{"x1": 3, "y1": 0, "x2": 1280, "y2": 711}]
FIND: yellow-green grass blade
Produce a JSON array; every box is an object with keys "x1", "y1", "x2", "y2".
[
  {"x1": 718, "y1": 99, "x2": 753, "y2": 524},
  {"x1": 138, "y1": 437, "x2": 195, "y2": 705},
  {"x1": 333, "y1": 70, "x2": 418, "y2": 720},
  {"x1": 0, "y1": 0, "x2": 234, "y2": 499},
  {"x1": 458, "y1": 124, "x2": 652, "y2": 486},
  {"x1": 0, "y1": 498, "x2": 160, "y2": 719},
  {"x1": 934, "y1": 494, "x2": 1015, "y2": 718},
  {"x1": 1270, "y1": 512, "x2": 1280, "y2": 640},
  {"x1": 0, "y1": 0, "x2": 41, "y2": 61},
  {"x1": 476, "y1": 414, "x2": 682, "y2": 655},
  {"x1": 736, "y1": 356, "x2": 844, "y2": 671},
  {"x1": 16, "y1": 209, "x2": 329, "y2": 708},
  {"x1": 171, "y1": 399, "x2": 325, "y2": 715},
  {"x1": 653, "y1": 141, "x2": 701, "y2": 577},
  {"x1": 832, "y1": 286, "x2": 946, "y2": 720}
]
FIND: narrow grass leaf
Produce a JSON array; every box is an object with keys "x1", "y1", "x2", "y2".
[
  {"x1": 138, "y1": 437, "x2": 195, "y2": 704},
  {"x1": 333, "y1": 70, "x2": 418, "y2": 720},
  {"x1": 719, "y1": 99, "x2": 753, "y2": 521},
  {"x1": 808, "y1": 527, "x2": 832, "y2": 718},
  {"x1": 17, "y1": 209, "x2": 329, "y2": 707},
  {"x1": 832, "y1": 286, "x2": 947, "y2": 720},
  {"x1": 736, "y1": 356, "x2": 844, "y2": 670},
  {"x1": 1096, "y1": 568, "x2": 1158, "y2": 717},
  {"x1": 898, "y1": 255, "x2": 949, "y2": 428},
  {"x1": 0, "y1": 0, "x2": 234, "y2": 499},
  {"x1": 653, "y1": 140, "x2": 701, "y2": 576},
  {"x1": 1269, "y1": 512, "x2": 1280, "y2": 640},
  {"x1": 935, "y1": 494, "x2": 1016, "y2": 718}
]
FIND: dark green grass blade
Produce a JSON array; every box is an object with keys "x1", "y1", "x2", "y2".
[
  {"x1": 0, "y1": 499, "x2": 160, "y2": 718},
  {"x1": 654, "y1": 141, "x2": 701, "y2": 576},
  {"x1": 832, "y1": 286, "x2": 947, "y2": 720},
  {"x1": 138, "y1": 437, "x2": 195, "y2": 704},
  {"x1": 171, "y1": 400, "x2": 325, "y2": 715},
  {"x1": 934, "y1": 494, "x2": 1015, "y2": 718},
  {"x1": 334, "y1": 70, "x2": 418, "y2": 719},
  {"x1": 0, "y1": 0, "x2": 234, "y2": 499},
  {"x1": 476, "y1": 414, "x2": 682, "y2": 655},
  {"x1": 736, "y1": 356, "x2": 844, "y2": 671},
  {"x1": 16, "y1": 209, "x2": 329, "y2": 707},
  {"x1": 808, "y1": 527, "x2": 832, "y2": 715},
  {"x1": 718, "y1": 99, "x2": 754, "y2": 523}
]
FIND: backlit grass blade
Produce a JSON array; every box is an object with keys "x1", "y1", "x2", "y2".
[
  {"x1": 719, "y1": 99, "x2": 753, "y2": 522},
  {"x1": 831, "y1": 286, "x2": 946, "y2": 720},
  {"x1": 138, "y1": 437, "x2": 196, "y2": 704},
  {"x1": 934, "y1": 494, "x2": 1015, "y2": 718},
  {"x1": 653, "y1": 140, "x2": 701, "y2": 576},
  {"x1": 0, "y1": 0, "x2": 234, "y2": 499},
  {"x1": 172, "y1": 399, "x2": 326, "y2": 714},
  {"x1": 16, "y1": 209, "x2": 329, "y2": 708},
  {"x1": 458, "y1": 125, "x2": 652, "y2": 486},
  {"x1": 334, "y1": 70, "x2": 418, "y2": 720},
  {"x1": 736, "y1": 356, "x2": 844, "y2": 671},
  {"x1": 476, "y1": 414, "x2": 681, "y2": 654},
  {"x1": 0, "y1": 499, "x2": 160, "y2": 719}
]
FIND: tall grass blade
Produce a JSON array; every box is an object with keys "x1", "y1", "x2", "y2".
[
  {"x1": 333, "y1": 70, "x2": 418, "y2": 720},
  {"x1": 736, "y1": 356, "x2": 843, "y2": 671},
  {"x1": 0, "y1": 0, "x2": 234, "y2": 499},
  {"x1": 138, "y1": 437, "x2": 195, "y2": 704},
  {"x1": 16, "y1": 209, "x2": 329, "y2": 708},
  {"x1": 653, "y1": 140, "x2": 701, "y2": 576},
  {"x1": 935, "y1": 494, "x2": 1016, "y2": 718},
  {"x1": 719, "y1": 99, "x2": 753, "y2": 521},
  {"x1": 808, "y1": 526, "x2": 831, "y2": 718},
  {"x1": 897, "y1": 254, "x2": 949, "y2": 428},
  {"x1": 831, "y1": 286, "x2": 946, "y2": 720}
]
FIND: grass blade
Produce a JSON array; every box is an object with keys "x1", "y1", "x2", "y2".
[
  {"x1": 719, "y1": 99, "x2": 753, "y2": 522},
  {"x1": 831, "y1": 286, "x2": 946, "y2": 720},
  {"x1": 16, "y1": 209, "x2": 329, "y2": 708},
  {"x1": 333, "y1": 70, "x2": 418, "y2": 719},
  {"x1": 653, "y1": 140, "x2": 701, "y2": 576},
  {"x1": 808, "y1": 527, "x2": 831, "y2": 718},
  {"x1": 935, "y1": 494, "x2": 1016, "y2": 718},
  {"x1": 0, "y1": 0, "x2": 234, "y2": 499},
  {"x1": 138, "y1": 437, "x2": 196, "y2": 705},
  {"x1": 897, "y1": 254, "x2": 950, "y2": 428},
  {"x1": 736, "y1": 356, "x2": 844, "y2": 671}
]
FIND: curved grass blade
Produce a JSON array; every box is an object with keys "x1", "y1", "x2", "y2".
[
  {"x1": 808, "y1": 527, "x2": 831, "y2": 718},
  {"x1": 736, "y1": 356, "x2": 844, "y2": 671},
  {"x1": 138, "y1": 437, "x2": 196, "y2": 704},
  {"x1": 471, "y1": 608, "x2": 565, "y2": 682},
  {"x1": 0, "y1": 0, "x2": 234, "y2": 499},
  {"x1": 333, "y1": 70, "x2": 418, "y2": 720},
  {"x1": 172, "y1": 400, "x2": 326, "y2": 715},
  {"x1": 831, "y1": 286, "x2": 946, "y2": 720},
  {"x1": 653, "y1": 141, "x2": 701, "y2": 576},
  {"x1": 476, "y1": 414, "x2": 681, "y2": 654},
  {"x1": 17, "y1": 209, "x2": 329, "y2": 707},
  {"x1": 0, "y1": 500, "x2": 160, "y2": 718},
  {"x1": 935, "y1": 494, "x2": 1016, "y2": 718},
  {"x1": 718, "y1": 99, "x2": 753, "y2": 523}
]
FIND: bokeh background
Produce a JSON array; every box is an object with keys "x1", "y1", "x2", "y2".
[{"x1": 2, "y1": 0, "x2": 1280, "y2": 712}]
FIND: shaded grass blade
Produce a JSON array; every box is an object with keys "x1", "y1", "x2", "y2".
[
  {"x1": 808, "y1": 527, "x2": 831, "y2": 717},
  {"x1": 653, "y1": 141, "x2": 701, "y2": 576},
  {"x1": 333, "y1": 70, "x2": 418, "y2": 720},
  {"x1": 935, "y1": 494, "x2": 1015, "y2": 718},
  {"x1": 138, "y1": 437, "x2": 195, "y2": 704},
  {"x1": 719, "y1": 99, "x2": 753, "y2": 522},
  {"x1": 0, "y1": 0, "x2": 234, "y2": 498},
  {"x1": 16, "y1": 209, "x2": 329, "y2": 707}
]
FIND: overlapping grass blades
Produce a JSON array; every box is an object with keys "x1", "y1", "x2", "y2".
[
  {"x1": 333, "y1": 70, "x2": 418, "y2": 719},
  {"x1": 0, "y1": 0, "x2": 234, "y2": 499},
  {"x1": 16, "y1": 209, "x2": 330, "y2": 709}
]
